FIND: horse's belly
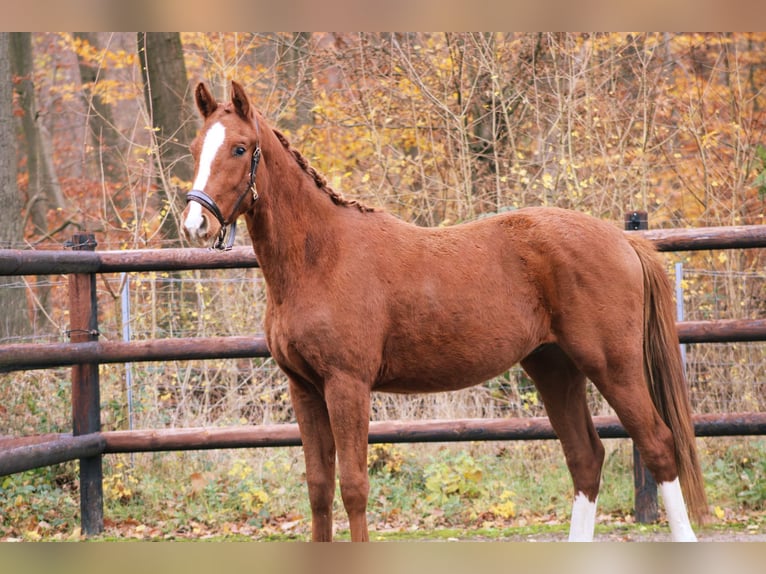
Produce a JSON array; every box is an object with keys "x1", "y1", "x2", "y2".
[{"x1": 373, "y1": 343, "x2": 526, "y2": 394}]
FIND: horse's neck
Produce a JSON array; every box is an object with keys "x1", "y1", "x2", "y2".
[{"x1": 247, "y1": 163, "x2": 341, "y2": 299}]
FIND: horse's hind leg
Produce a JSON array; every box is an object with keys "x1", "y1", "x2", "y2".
[
  {"x1": 588, "y1": 366, "x2": 697, "y2": 541},
  {"x1": 288, "y1": 377, "x2": 337, "y2": 541},
  {"x1": 570, "y1": 343, "x2": 697, "y2": 542},
  {"x1": 521, "y1": 344, "x2": 605, "y2": 542}
]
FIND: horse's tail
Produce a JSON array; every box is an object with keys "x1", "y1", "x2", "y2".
[{"x1": 627, "y1": 234, "x2": 709, "y2": 525}]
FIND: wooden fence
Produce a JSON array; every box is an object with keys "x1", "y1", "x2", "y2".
[{"x1": 1, "y1": 217, "x2": 766, "y2": 536}]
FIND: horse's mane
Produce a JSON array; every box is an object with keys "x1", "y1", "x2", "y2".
[{"x1": 271, "y1": 128, "x2": 376, "y2": 213}]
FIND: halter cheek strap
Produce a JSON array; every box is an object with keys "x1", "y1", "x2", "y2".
[{"x1": 248, "y1": 146, "x2": 261, "y2": 202}]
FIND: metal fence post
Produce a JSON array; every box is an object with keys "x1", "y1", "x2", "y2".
[
  {"x1": 67, "y1": 233, "x2": 103, "y2": 535},
  {"x1": 624, "y1": 210, "x2": 660, "y2": 524}
]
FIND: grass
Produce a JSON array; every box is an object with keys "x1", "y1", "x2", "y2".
[{"x1": 2, "y1": 437, "x2": 765, "y2": 541}]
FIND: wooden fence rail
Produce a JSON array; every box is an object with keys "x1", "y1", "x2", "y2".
[
  {"x1": 0, "y1": 219, "x2": 765, "y2": 536},
  {"x1": 0, "y1": 319, "x2": 765, "y2": 374},
  {"x1": 0, "y1": 336, "x2": 271, "y2": 373},
  {"x1": 3, "y1": 412, "x2": 766, "y2": 478},
  {"x1": 0, "y1": 223, "x2": 764, "y2": 278}
]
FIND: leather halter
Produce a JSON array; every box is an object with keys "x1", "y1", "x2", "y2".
[{"x1": 186, "y1": 121, "x2": 262, "y2": 251}]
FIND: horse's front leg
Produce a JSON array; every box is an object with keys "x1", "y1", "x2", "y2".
[
  {"x1": 325, "y1": 373, "x2": 372, "y2": 542},
  {"x1": 288, "y1": 378, "x2": 337, "y2": 541}
]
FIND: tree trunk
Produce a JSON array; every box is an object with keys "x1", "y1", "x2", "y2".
[
  {"x1": 10, "y1": 32, "x2": 65, "y2": 320},
  {"x1": 137, "y1": 32, "x2": 197, "y2": 244},
  {"x1": 73, "y1": 32, "x2": 124, "y2": 182},
  {"x1": 453, "y1": 32, "x2": 500, "y2": 215},
  {"x1": 0, "y1": 33, "x2": 32, "y2": 340},
  {"x1": 277, "y1": 32, "x2": 315, "y2": 131},
  {"x1": 10, "y1": 32, "x2": 64, "y2": 236}
]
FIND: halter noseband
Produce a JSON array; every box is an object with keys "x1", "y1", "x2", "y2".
[{"x1": 186, "y1": 130, "x2": 262, "y2": 251}]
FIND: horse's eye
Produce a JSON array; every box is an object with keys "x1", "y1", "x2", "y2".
[{"x1": 233, "y1": 146, "x2": 247, "y2": 157}]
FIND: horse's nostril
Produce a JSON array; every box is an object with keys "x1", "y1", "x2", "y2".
[{"x1": 182, "y1": 205, "x2": 209, "y2": 241}]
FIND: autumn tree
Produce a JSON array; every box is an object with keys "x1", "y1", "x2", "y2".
[
  {"x1": 73, "y1": 32, "x2": 125, "y2": 182},
  {"x1": 137, "y1": 32, "x2": 197, "y2": 243},
  {"x1": 10, "y1": 32, "x2": 65, "y2": 237},
  {"x1": 276, "y1": 32, "x2": 315, "y2": 131}
]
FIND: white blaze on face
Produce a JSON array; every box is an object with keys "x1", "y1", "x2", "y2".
[{"x1": 184, "y1": 121, "x2": 226, "y2": 236}]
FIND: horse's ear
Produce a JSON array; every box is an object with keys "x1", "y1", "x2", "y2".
[
  {"x1": 231, "y1": 81, "x2": 252, "y2": 120},
  {"x1": 195, "y1": 82, "x2": 218, "y2": 118}
]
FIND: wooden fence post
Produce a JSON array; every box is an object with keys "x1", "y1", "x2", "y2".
[
  {"x1": 624, "y1": 211, "x2": 660, "y2": 524},
  {"x1": 67, "y1": 233, "x2": 103, "y2": 535}
]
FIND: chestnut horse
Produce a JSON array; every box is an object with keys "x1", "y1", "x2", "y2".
[{"x1": 181, "y1": 81, "x2": 708, "y2": 542}]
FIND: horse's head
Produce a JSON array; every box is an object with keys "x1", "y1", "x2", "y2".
[{"x1": 182, "y1": 81, "x2": 262, "y2": 249}]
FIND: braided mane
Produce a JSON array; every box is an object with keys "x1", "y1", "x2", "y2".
[{"x1": 272, "y1": 128, "x2": 375, "y2": 213}]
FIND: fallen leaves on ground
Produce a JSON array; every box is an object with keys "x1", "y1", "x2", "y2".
[{"x1": 2, "y1": 508, "x2": 765, "y2": 542}]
